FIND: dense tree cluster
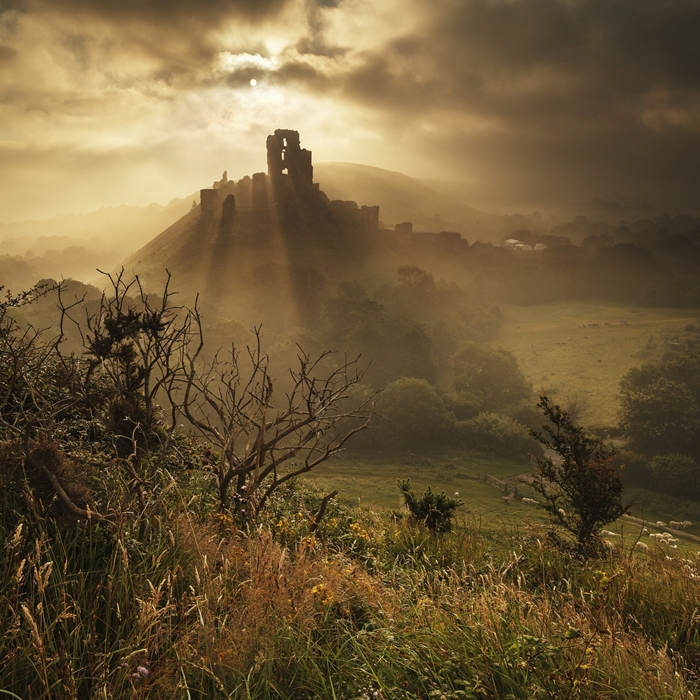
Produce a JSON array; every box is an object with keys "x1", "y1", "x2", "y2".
[
  {"x1": 619, "y1": 340, "x2": 700, "y2": 499},
  {"x1": 620, "y1": 348, "x2": 700, "y2": 458}
]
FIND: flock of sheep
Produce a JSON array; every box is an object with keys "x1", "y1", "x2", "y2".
[{"x1": 519, "y1": 496, "x2": 693, "y2": 552}]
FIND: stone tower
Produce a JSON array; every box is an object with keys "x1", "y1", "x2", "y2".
[{"x1": 266, "y1": 129, "x2": 313, "y2": 186}]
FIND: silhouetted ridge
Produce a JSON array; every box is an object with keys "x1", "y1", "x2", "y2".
[{"x1": 121, "y1": 130, "x2": 384, "y2": 325}]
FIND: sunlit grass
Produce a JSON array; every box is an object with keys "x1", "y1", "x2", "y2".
[
  {"x1": 3, "y1": 494, "x2": 700, "y2": 699},
  {"x1": 307, "y1": 451, "x2": 700, "y2": 554}
]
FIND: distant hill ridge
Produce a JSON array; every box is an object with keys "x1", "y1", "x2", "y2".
[
  {"x1": 119, "y1": 130, "x2": 495, "y2": 320},
  {"x1": 314, "y1": 161, "x2": 497, "y2": 237}
]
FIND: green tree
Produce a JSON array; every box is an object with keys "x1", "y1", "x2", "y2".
[
  {"x1": 376, "y1": 377, "x2": 455, "y2": 450},
  {"x1": 452, "y1": 342, "x2": 531, "y2": 413},
  {"x1": 619, "y1": 375, "x2": 699, "y2": 454},
  {"x1": 323, "y1": 284, "x2": 437, "y2": 386},
  {"x1": 530, "y1": 396, "x2": 628, "y2": 554}
]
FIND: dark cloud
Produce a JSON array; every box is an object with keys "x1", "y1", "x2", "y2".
[
  {"x1": 339, "y1": 0, "x2": 700, "y2": 113},
  {"x1": 0, "y1": 0, "x2": 27, "y2": 11},
  {"x1": 30, "y1": 0, "x2": 292, "y2": 24},
  {"x1": 1, "y1": 0, "x2": 699, "y2": 220},
  {"x1": 292, "y1": 0, "x2": 698, "y2": 208},
  {"x1": 294, "y1": 0, "x2": 346, "y2": 57}
]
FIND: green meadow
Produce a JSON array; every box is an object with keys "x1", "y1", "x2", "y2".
[
  {"x1": 489, "y1": 301, "x2": 699, "y2": 428},
  {"x1": 304, "y1": 301, "x2": 700, "y2": 549},
  {"x1": 308, "y1": 451, "x2": 700, "y2": 552}
]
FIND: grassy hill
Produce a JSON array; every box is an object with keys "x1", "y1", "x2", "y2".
[
  {"x1": 488, "y1": 301, "x2": 699, "y2": 428},
  {"x1": 314, "y1": 162, "x2": 499, "y2": 239}
]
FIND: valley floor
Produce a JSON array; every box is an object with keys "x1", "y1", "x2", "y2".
[{"x1": 489, "y1": 301, "x2": 698, "y2": 427}]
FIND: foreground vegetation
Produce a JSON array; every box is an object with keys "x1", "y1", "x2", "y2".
[
  {"x1": 2, "y1": 479, "x2": 700, "y2": 699},
  {"x1": 3, "y1": 273, "x2": 700, "y2": 698}
]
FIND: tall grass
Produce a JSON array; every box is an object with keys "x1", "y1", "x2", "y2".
[{"x1": 1, "y1": 484, "x2": 699, "y2": 698}]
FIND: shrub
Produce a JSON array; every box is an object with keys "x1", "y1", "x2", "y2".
[
  {"x1": 649, "y1": 453, "x2": 700, "y2": 499},
  {"x1": 459, "y1": 412, "x2": 541, "y2": 461},
  {"x1": 397, "y1": 478, "x2": 463, "y2": 532},
  {"x1": 617, "y1": 451, "x2": 652, "y2": 488},
  {"x1": 531, "y1": 396, "x2": 628, "y2": 554}
]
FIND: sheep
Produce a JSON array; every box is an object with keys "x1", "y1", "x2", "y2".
[
  {"x1": 522, "y1": 497, "x2": 539, "y2": 505},
  {"x1": 558, "y1": 508, "x2": 567, "y2": 518},
  {"x1": 603, "y1": 540, "x2": 615, "y2": 550},
  {"x1": 634, "y1": 542, "x2": 649, "y2": 552},
  {"x1": 655, "y1": 521, "x2": 667, "y2": 527},
  {"x1": 669, "y1": 521, "x2": 691, "y2": 529},
  {"x1": 650, "y1": 533, "x2": 679, "y2": 543},
  {"x1": 601, "y1": 530, "x2": 621, "y2": 538}
]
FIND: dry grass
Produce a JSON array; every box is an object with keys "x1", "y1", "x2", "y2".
[{"x1": 2, "y1": 487, "x2": 700, "y2": 699}]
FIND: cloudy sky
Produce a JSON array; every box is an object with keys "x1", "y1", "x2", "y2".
[{"x1": 0, "y1": 0, "x2": 699, "y2": 221}]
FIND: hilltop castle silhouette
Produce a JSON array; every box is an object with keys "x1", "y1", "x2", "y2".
[{"x1": 198, "y1": 129, "x2": 380, "y2": 237}]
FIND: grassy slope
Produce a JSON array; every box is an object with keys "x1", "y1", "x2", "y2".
[
  {"x1": 308, "y1": 451, "x2": 700, "y2": 553},
  {"x1": 489, "y1": 301, "x2": 698, "y2": 428},
  {"x1": 307, "y1": 301, "x2": 700, "y2": 550},
  {"x1": 308, "y1": 453, "x2": 548, "y2": 526}
]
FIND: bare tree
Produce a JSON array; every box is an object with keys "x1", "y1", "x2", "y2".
[
  {"x1": 173, "y1": 311, "x2": 373, "y2": 518},
  {"x1": 3, "y1": 273, "x2": 373, "y2": 526},
  {"x1": 57, "y1": 269, "x2": 192, "y2": 453}
]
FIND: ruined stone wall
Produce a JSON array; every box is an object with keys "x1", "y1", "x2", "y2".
[
  {"x1": 221, "y1": 194, "x2": 236, "y2": 233},
  {"x1": 266, "y1": 129, "x2": 313, "y2": 186},
  {"x1": 330, "y1": 200, "x2": 361, "y2": 228},
  {"x1": 252, "y1": 172, "x2": 268, "y2": 209},
  {"x1": 360, "y1": 205, "x2": 380, "y2": 234}
]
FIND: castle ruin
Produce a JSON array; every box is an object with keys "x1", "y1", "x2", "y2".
[
  {"x1": 198, "y1": 129, "x2": 382, "y2": 237},
  {"x1": 266, "y1": 129, "x2": 313, "y2": 186}
]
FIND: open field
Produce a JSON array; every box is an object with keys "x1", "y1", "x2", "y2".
[
  {"x1": 489, "y1": 301, "x2": 699, "y2": 428},
  {"x1": 307, "y1": 452, "x2": 546, "y2": 527},
  {"x1": 308, "y1": 451, "x2": 700, "y2": 551}
]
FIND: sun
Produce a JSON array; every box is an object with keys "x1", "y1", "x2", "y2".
[{"x1": 250, "y1": 79, "x2": 257, "y2": 87}]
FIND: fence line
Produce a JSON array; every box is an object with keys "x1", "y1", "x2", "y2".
[{"x1": 477, "y1": 472, "x2": 521, "y2": 498}]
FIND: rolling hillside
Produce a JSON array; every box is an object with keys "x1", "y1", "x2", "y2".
[
  {"x1": 490, "y1": 301, "x2": 699, "y2": 428},
  {"x1": 315, "y1": 162, "x2": 499, "y2": 240}
]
